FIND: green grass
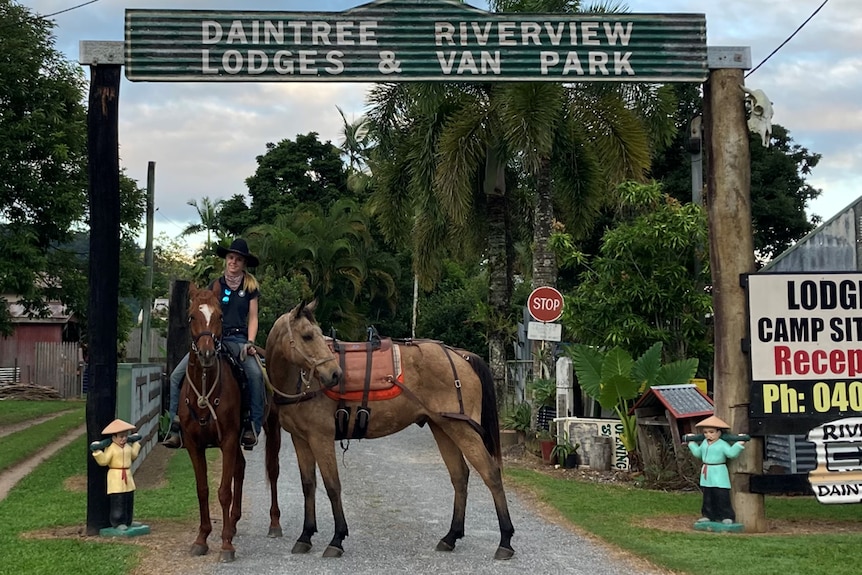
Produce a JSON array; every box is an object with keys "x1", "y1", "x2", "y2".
[
  {"x1": 505, "y1": 468, "x2": 862, "y2": 575},
  {"x1": 0, "y1": 407, "x2": 86, "y2": 473},
  {"x1": 0, "y1": 399, "x2": 83, "y2": 426},
  {"x1": 0, "y1": 437, "x2": 202, "y2": 575}
]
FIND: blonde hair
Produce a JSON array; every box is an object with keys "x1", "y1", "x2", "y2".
[{"x1": 242, "y1": 272, "x2": 260, "y2": 293}]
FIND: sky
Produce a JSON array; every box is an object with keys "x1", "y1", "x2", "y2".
[{"x1": 18, "y1": 0, "x2": 862, "y2": 252}]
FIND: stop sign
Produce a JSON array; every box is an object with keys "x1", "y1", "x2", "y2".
[{"x1": 528, "y1": 286, "x2": 564, "y2": 322}]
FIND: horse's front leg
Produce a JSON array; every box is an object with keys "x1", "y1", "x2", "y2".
[
  {"x1": 185, "y1": 440, "x2": 212, "y2": 556},
  {"x1": 218, "y1": 438, "x2": 243, "y2": 563},
  {"x1": 429, "y1": 423, "x2": 469, "y2": 552},
  {"x1": 289, "y1": 435, "x2": 319, "y2": 554},
  {"x1": 308, "y1": 435, "x2": 348, "y2": 558},
  {"x1": 264, "y1": 409, "x2": 283, "y2": 538}
]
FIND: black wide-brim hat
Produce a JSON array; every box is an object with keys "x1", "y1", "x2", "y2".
[{"x1": 216, "y1": 238, "x2": 259, "y2": 268}]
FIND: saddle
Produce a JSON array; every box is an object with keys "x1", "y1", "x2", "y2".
[{"x1": 325, "y1": 331, "x2": 403, "y2": 440}]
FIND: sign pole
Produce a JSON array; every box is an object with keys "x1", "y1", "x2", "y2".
[
  {"x1": 704, "y1": 59, "x2": 765, "y2": 532},
  {"x1": 82, "y1": 50, "x2": 123, "y2": 534}
]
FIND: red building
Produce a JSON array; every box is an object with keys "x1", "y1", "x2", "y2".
[{"x1": 0, "y1": 296, "x2": 78, "y2": 385}]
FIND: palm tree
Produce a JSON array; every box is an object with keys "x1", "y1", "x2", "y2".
[
  {"x1": 366, "y1": 1, "x2": 679, "y2": 403},
  {"x1": 182, "y1": 196, "x2": 224, "y2": 252},
  {"x1": 336, "y1": 105, "x2": 373, "y2": 195},
  {"x1": 367, "y1": 81, "x2": 517, "y2": 401},
  {"x1": 248, "y1": 199, "x2": 396, "y2": 340}
]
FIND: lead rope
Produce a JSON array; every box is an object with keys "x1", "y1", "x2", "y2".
[{"x1": 185, "y1": 359, "x2": 224, "y2": 444}]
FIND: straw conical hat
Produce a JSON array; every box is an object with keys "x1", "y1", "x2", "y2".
[
  {"x1": 102, "y1": 419, "x2": 136, "y2": 435},
  {"x1": 696, "y1": 415, "x2": 730, "y2": 429}
]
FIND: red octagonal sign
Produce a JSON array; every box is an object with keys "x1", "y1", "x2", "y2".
[{"x1": 528, "y1": 286, "x2": 564, "y2": 322}]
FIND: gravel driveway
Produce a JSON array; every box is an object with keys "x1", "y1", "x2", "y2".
[{"x1": 214, "y1": 422, "x2": 668, "y2": 575}]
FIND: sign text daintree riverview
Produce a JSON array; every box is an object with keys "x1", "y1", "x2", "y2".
[{"x1": 124, "y1": 1, "x2": 706, "y2": 82}]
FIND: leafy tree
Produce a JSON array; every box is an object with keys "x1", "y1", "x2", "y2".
[
  {"x1": 416, "y1": 259, "x2": 487, "y2": 357},
  {"x1": 749, "y1": 125, "x2": 822, "y2": 262},
  {"x1": 0, "y1": 0, "x2": 87, "y2": 334},
  {"x1": 248, "y1": 199, "x2": 398, "y2": 340},
  {"x1": 649, "y1": 84, "x2": 822, "y2": 263},
  {"x1": 217, "y1": 194, "x2": 256, "y2": 237},
  {"x1": 557, "y1": 181, "x2": 713, "y2": 374},
  {"x1": 151, "y1": 233, "x2": 193, "y2": 299},
  {"x1": 245, "y1": 132, "x2": 350, "y2": 223}
]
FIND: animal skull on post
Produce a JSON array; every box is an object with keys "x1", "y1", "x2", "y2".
[{"x1": 740, "y1": 85, "x2": 773, "y2": 148}]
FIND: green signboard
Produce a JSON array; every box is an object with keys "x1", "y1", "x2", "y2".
[{"x1": 125, "y1": 0, "x2": 706, "y2": 83}]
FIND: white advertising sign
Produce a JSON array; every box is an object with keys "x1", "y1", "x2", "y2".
[
  {"x1": 527, "y1": 321, "x2": 562, "y2": 342},
  {"x1": 748, "y1": 273, "x2": 862, "y2": 382}
]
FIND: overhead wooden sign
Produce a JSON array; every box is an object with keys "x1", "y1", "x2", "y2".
[{"x1": 124, "y1": 0, "x2": 707, "y2": 82}]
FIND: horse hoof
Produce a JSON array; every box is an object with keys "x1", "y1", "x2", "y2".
[
  {"x1": 436, "y1": 540, "x2": 455, "y2": 552},
  {"x1": 494, "y1": 546, "x2": 515, "y2": 560},
  {"x1": 322, "y1": 545, "x2": 344, "y2": 558},
  {"x1": 291, "y1": 541, "x2": 312, "y2": 554},
  {"x1": 268, "y1": 527, "x2": 283, "y2": 538},
  {"x1": 189, "y1": 544, "x2": 208, "y2": 556},
  {"x1": 218, "y1": 550, "x2": 236, "y2": 563}
]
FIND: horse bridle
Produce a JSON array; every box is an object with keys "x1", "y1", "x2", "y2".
[
  {"x1": 185, "y1": 327, "x2": 226, "y2": 442},
  {"x1": 267, "y1": 311, "x2": 338, "y2": 402},
  {"x1": 191, "y1": 329, "x2": 222, "y2": 358}
]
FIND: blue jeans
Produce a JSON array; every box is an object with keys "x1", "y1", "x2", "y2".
[{"x1": 168, "y1": 337, "x2": 264, "y2": 434}]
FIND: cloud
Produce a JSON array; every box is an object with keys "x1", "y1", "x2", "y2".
[{"x1": 19, "y1": 0, "x2": 862, "y2": 239}]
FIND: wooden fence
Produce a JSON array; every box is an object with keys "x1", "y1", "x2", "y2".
[{"x1": 34, "y1": 342, "x2": 81, "y2": 398}]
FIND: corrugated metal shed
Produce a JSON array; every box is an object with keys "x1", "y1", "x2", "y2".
[{"x1": 761, "y1": 196, "x2": 862, "y2": 273}]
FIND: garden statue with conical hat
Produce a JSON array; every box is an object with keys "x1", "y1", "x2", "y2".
[
  {"x1": 683, "y1": 415, "x2": 746, "y2": 528},
  {"x1": 90, "y1": 419, "x2": 146, "y2": 534}
]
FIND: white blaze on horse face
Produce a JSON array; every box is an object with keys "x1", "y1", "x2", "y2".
[{"x1": 199, "y1": 303, "x2": 214, "y2": 328}]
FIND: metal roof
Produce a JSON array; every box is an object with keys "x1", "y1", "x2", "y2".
[{"x1": 629, "y1": 384, "x2": 714, "y2": 419}]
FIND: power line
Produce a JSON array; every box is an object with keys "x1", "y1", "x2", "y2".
[
  {"x1": 42, "y1": 0, "x2": 101, "y2": 19},
  {"x1": 746, "y1": 0, "x2": 830, "y2": 78}
]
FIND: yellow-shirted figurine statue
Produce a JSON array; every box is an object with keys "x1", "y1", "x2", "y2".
[{"x1": 90, "y1": 419, "x2": 149, "y2": 536}]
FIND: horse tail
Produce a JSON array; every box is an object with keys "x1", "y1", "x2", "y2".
[{"x1": 465, "y1": 352, "x2": 502, "y2": 464}]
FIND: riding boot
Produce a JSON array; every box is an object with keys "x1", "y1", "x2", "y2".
[
  {"x1": 161, "y1": 416, "x2": 182, "y2": 449},
  {"x1": 241, "y1": 418, "x2": 258, "y2": 450}
]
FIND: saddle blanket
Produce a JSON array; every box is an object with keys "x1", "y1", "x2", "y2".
[{"x1": 323, "y1": 337, "x2": 403, "y2": 401}]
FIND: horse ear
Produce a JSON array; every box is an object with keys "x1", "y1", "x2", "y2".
[
  {"x1": 294, "y1": 299, "x2": 318, "y2": 316},
  {"x1": 188, "y1": 283, "x2": 198, "y2": 298}
]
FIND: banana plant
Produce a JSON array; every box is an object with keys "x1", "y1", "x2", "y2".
[{"x1": 568, "y1": 342, "x2": 698, "y2": 468}]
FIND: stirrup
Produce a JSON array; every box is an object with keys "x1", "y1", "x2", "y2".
[{"x1": 161, "y1": 418, "x2": 183, "y2": 449}]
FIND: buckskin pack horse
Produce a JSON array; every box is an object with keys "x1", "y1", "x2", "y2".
[
  {"x1": 177, "y1": 285, "x2": 262, "y2": 562},
  {"x1": 264, "y1": 300, "x2": 515, "y2": 560}
]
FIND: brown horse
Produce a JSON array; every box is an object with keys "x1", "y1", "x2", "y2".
[
  {"x1": 264, "y1": 301, "x2": 515, "y2": 560},
  {"x1": 177, "y1": 284, "x2": 248, "y2": 562}
]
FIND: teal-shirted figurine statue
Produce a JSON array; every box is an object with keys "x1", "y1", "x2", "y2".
[{"x1": 683, "y1": 415, "x2": 746, "y2": 532}]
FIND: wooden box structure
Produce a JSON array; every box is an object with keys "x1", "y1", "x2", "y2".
[{"x1": 630, "y1": 384, "x2": 714, "y2": 469}]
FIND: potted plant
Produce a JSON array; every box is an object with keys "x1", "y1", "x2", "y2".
[
  {"x1": 551, "y1": 431, "x2": 580, "y2": 468},
  {"x1": 537, "y1": 429, "x2": 556, "y2": 464},
  {"x1": 501, "y1": 402, "x2": 531, "y2": 446}
]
